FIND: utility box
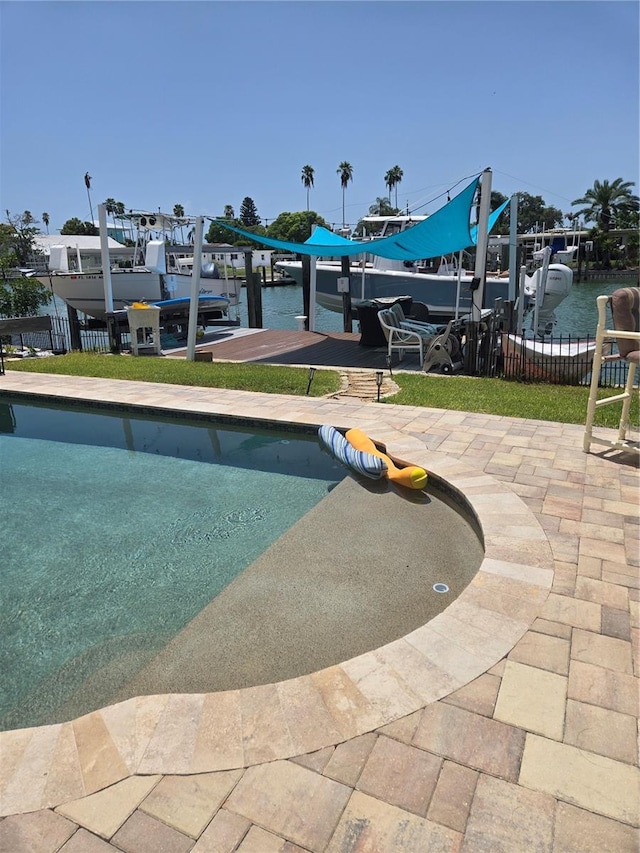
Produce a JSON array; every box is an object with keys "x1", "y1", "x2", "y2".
[{"x1": 126, "y1": 304, "x2": 162, "y2": 356}]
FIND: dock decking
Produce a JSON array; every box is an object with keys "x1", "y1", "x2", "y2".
[{"x1": 169, "y1": 328, "x2": 411, "y2": 371}]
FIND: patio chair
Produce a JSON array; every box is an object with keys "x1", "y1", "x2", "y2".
[
  {"x1": 389, "y1": 303, "x2": 440, "y2": 338},
  {"x1": 583, "y1": 287, "x2": 640, "y2": 454},
  {"x1": 377, "y1": 308, "x2": 426, "y2": 367},
  {"x1": 387, "y1": 303, "x2": 463, "y2": 374}
]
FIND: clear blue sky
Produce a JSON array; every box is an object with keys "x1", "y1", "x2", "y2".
[{"x1": 1, "y1": 1, "x2": 638, "y2": 233}]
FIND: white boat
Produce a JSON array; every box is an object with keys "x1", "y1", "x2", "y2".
[
  {"x1": 502, "y1": 334, "x2": 601, "y2": 384},
  {"x1": 40, "y1": 211, "x2": 242, "y2": 321},
  {"x1": 275, "y1": 214, "x2": 573, "y2": 325},
  {"x1": 212, "y1": 172, "x2": 574, "y2": 329}
]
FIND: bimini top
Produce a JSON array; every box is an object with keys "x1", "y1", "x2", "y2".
[{"x1": 212, "y1": 176, "x2": 509, "y2": 262}]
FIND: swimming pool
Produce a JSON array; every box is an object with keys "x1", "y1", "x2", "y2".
[{"x1": 0, "y1": 395, "x2": 483, "y2": 730}]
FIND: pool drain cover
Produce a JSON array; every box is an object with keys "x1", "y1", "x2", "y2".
[{"x1": 433, "y1": 583, "x2": 450, "y2": 594}]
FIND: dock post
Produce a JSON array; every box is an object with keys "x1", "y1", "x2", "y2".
[
  {"x1": 66, "y1": 305, "x2": 83, "y2": 351},
  {"x1": 245, "y1": 250, "x2": 263, "y2": 328},
  {"x1": 301, "y1": 255, "x2": 310, "y2": 330}
]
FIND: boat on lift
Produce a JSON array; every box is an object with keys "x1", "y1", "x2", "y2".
[
  {"x1": 40, "y1": 211, "x2": 242, "y2": 321},
  {"x1": 276, "y1": 213, "x2": 573, "y2": 325}
]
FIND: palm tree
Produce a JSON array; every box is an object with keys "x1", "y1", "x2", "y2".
[
  {"x1": 104, "y1": 198, "x2": 118, "y2": 238},
  {"x1": 301, "y1": 165, "x2": 315, "y2": 211},
  {"x1": 173, "y1": 204, "x2": 185, "y2": 242},
  {"x1": 572, "y1": 178, "x2": 639, "y2": 232},
  {"x1": 384, "y1": 165, "x2": 403, "y2": 209},
  {"x1": 368, "y1": 197, "x2": 396, "y2": 217},
  {"x1": 42, "y1": 212, "x2": 50, "y2": 234},
  {"x1": 337, "y1": 161, "x2": 353, "y2": 229},
  {"x1": 223, "y1": 204, "x2": 235, "y2": 219},
  {"x1": 113, "y1": 201, "x2": 129, "y2": 244}
]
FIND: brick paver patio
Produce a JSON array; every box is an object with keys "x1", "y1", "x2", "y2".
[{"x1": 0, "y1": 371, "x2": 638, "y2": 852}]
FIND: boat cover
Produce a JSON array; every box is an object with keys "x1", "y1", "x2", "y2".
[{"x1": 213, "y1": 178, "x2": 510, "y2": 262}]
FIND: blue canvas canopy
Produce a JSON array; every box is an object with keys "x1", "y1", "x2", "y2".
[{"x1": 212, "y1": 177, "x2": 510, "y2": 262}]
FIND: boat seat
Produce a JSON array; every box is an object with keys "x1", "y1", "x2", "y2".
[
  {"x1": 583, "y1": 287, "x2": 640, "y2": 454},
  {"x1": 408, "y1": 301, "x2": 431, "y2": 322},
  {"x1": 377, "y1": 308, "x2": 426, "y2": 367}
]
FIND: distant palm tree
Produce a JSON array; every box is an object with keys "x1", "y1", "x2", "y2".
[
  {"x1": 368, "y1": 197, "x2": 396, "y2": 216},
  {"x1": 223, "y1": 204, "x2": 235, "y2": 219},
  {"x1": 385, "y1": 165, "x2": 403, "y2": 209},
  {"x1": 301, "y1": 165, "x2": 315, "y2": 211},
  {"x1": 113, "y1": 201, "x2": 129, "y2": 243},
  {"x1": 42, "y1": 212, "x2": 50, "y2": 234},
  {"x1": 572, "y1": 178, "x2": 639, "y2": 232},
  {"x1": 104, "y1": 198, "x2": 118, "y2": 237},
  {"x1": 173, "y1": 204, "x2": 185, "y2": 242},
  {"x1": 337, "y1": 161, "x2": 353, "y2": 229}
]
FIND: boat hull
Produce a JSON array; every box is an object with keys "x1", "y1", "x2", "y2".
[
  {"x1": 41, "y1": 269, "x2": 240, "y2": 320},
  {"x1": 502, "y1": 334, "x2": 600, "y2": 384},
  {"x1": 275, "y1": 261, "x2": 510, "y2": 322}
]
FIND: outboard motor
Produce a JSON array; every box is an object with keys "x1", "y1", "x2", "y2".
[
  {"x1": 524, "y1": 263, "x2": 573, "y2": 336},
  {"x1": 201, "y1": 262, "x2": 220, "y2": 279}
]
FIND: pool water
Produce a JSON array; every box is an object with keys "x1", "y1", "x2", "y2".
[{"x1": 0, "y1": 398, "x2": 346, "y2": 730}]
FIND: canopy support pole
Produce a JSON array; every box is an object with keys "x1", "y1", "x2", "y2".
[
  {"x1": 508, "y1": 194, "x2": 518, "y2": 303},
  {"x1": 341, "y1": 255, "x2": 352, "y2": 332},
  {"x1": 472, "y1": 168, "x2": 492, "y2": 322},
  {"x1": 98, "y1": 203, "x2": 118, "y2": 353},
  {"x1": 309, "y1": 255, "x2": 317, "y2": 331},
  {"x1": 186, "y1": 216, "x2": 204, "y2": 360}
]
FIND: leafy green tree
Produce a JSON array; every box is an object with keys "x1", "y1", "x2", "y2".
[
  {"x1": 212, "y1": 198, "x2": 266, "y2": 248},
  {"x1": 572, "y1": 178, "x2": 639, "y2": 232},
  {"x1": 515, "y1": 193, "x2": 563, "y2": 233},
  {"x1": 4, "y1": 210, "x2": 42, "y2": 266},
  {"x1": 0, "y1": 276, "x2": 52, "y2": 317},
  {"x1": 384, "y1": 165, "x2": 403, "y2": 208},
  {"x1": 267, "y1": 211, "x2": 329, "y2": 244},
  {"x1": 206, "y1": 219, "x2": 240, "y2": 244},
  {"x1": 487, "y1": 191, "x2": 510, "y2": 234},
  {"x1": 301, "y1": 165, "x2": 314, "y2": 212},
  {"x1": 337, "y1": 161, "x2": 353, "y2": 228},
  {"x1": 60, "y1": 218, "x2": 99, "y2": 236},
  {"x1": 0, "y1": 219, "x2": 51, "y2": 316},
  {"x1": 0, "y1": 223, "x2": 18, "y2": 277},
  {"x1": 239, "y1": 197, "x2": 261, "y2": 226}
]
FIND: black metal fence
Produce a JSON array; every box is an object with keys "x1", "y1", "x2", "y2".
[
  {"x1": 0, "y1": 313, "x2": 634, "y2": 389},
  {"x1": 498, "y1": 332, "x2": 634, "y2": 387}
]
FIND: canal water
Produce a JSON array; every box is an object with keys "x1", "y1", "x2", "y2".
[
  {"x1": 44, "y1": 275, "x2": 635, "y2": 338},
  {"x1": 236, "y1": 277, "x2": 636, "y2": 338}
]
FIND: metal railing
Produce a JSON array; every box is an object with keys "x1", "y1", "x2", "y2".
[
  {"x1": 498, "y1": 332, "x2": 634, "y2": 387},
  {"x1": 1, "y1": 313, "x2": 634, "y2": 390}
]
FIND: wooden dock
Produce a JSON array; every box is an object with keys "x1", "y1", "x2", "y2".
[{"x1": 169, "y1": 328, "x2": 417, "y2": 371}]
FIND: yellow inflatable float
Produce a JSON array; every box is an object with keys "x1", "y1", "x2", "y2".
[{"x1": 345, "y1": 428, "x2": 428, "y2": 490}]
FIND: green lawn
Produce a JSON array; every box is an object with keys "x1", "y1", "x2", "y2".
[{"x1": 4, "y1": 353, "x2": 638, "y2": 429}]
